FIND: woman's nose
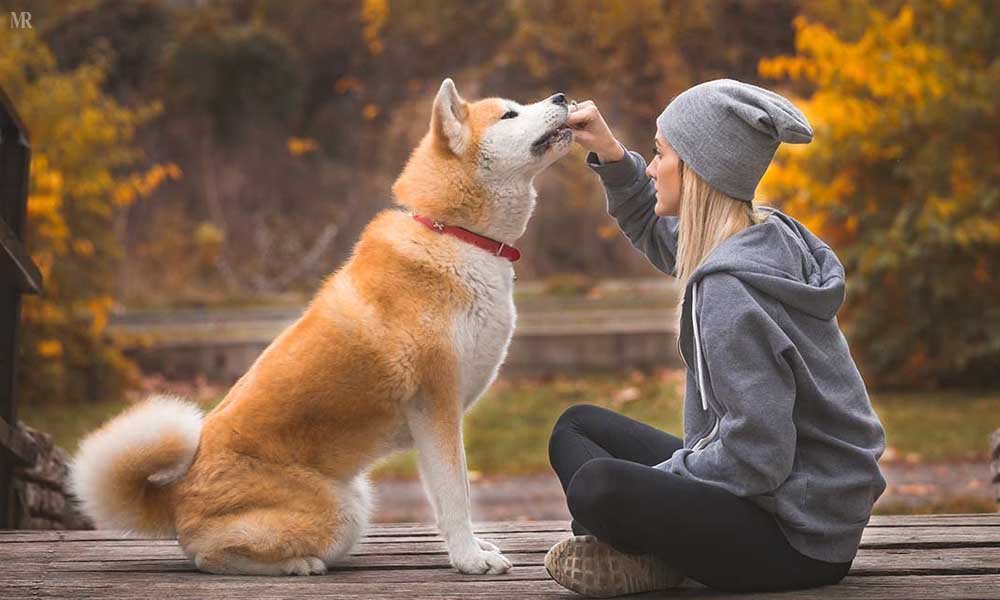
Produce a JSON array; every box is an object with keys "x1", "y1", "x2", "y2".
[{"x1": 550, "y1": 93, "x2": 568, "y2": 106}]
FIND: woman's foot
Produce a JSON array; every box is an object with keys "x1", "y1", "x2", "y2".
[{"x1": 544, "y1": 535, "x2": 685, "y2": 598}]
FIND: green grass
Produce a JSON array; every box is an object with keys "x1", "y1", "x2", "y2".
[
  {"x1": 870, "y1": 390, "x2": 1000, "y2": 462},
  {"x1": 375, "y1": 370, "x2": 687, "y2": 478},
  {"x1": 19, "y1": 374, "x2": 1000, "y2": 480}
]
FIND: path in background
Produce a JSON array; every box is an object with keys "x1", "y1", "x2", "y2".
[
  {"x1": 109, "y1": 278, "x2": 684, "y2": 380},
  {"x1": 372, "y1": 460, "x2": 996, "y2": 522}
]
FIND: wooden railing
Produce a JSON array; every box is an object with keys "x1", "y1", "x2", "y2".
[{"x1": 0, "y1": 86, "x2": 42, "y2": 528}]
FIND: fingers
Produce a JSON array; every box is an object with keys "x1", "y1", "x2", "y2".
[
  {"x1": 566, "y1": 105, "x2": 599, "y2": 130},
  {"x1": 565, "y1": 99, "x2": 613, "y2": 154}
]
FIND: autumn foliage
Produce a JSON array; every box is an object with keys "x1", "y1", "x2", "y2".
[
  {"x1": 2, "y1": 31, "x2": 178, "y2": 406},
  {"x1": 4, "y1": 0, "x2": 997, "y2": 405},
  {"x1": 759, "y1": 0, "x2": 999, "y2": 388}
]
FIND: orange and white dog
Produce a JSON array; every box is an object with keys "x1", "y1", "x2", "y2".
[{"x1": 69, "y1": 79, "x2": 573, "y2": 576}]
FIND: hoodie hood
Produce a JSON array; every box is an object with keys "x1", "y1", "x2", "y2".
[
  {"x1": 683, "y1": 206, "x2": 846, "y2": 413},
  {"x1": 688, "y1": 206, "x2": 845, "y2": 320}
]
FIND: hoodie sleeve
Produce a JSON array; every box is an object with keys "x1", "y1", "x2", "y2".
[
  {"x1": 658, "y1": 272, "x2": 798, "y2": 497},
  {"x1": 586, "y1": 145, "x2": 679, "y2": 277}
]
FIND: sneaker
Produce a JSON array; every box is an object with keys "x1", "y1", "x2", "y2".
[{"x1": 544, "y1": 535, "x2": 686, "y2": 598}]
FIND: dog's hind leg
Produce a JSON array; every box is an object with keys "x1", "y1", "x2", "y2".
[
  {"x1": 188, "y1": 508, "x2": 336, "y2": 576},
  {"x1": 195, "y1": 549, "x2": 328, "y2": 576},
  {"x1": 322, "y1": 472, "x2": 375, "y2": 566}
]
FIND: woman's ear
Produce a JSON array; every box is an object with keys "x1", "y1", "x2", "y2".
[{"x1": 431, "y1": 78, "x2": 471, "y2": 155}]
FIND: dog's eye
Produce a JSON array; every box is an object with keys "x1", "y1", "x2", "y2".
[{"x1": 501, "y1": 110, "x2": 518, "y2": 120}]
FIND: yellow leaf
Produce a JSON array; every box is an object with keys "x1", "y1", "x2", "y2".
[
  {"x1": 287, "y1": 137, "x2": 319, "y2": 156},
  {"x1": 37, "y1": 339, "x2": 63, "y2": 358}
]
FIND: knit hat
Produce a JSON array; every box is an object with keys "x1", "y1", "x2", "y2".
[{"x1": 656, "y1": 78, "x2": 813, "y2": 202}]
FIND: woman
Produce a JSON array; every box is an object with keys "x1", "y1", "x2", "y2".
[{"x1": 544, "y1": 79, "x2": 888, "y2": 597}]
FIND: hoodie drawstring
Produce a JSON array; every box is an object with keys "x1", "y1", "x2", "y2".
[{"x1": 691, "y1": 281, "x2": 708, "y2": 411}]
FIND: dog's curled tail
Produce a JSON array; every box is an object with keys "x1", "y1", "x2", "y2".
[{"x1": 69, "y1": 395, "x2": 203, "y2": 537}]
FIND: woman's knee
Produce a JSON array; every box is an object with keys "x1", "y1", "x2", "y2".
[
  {"x1": 553, "y1": 404, "x2": 605, "y2": 433},
  {"x1": 548, "y1": 404, "x2": 602, "y2": 457},
  {"x1": 565, "y1": 458, "x2": 621, "y2": 522}
]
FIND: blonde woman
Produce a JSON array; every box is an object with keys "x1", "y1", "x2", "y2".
[{"x1": 544, "y1": 79, "x2": 887, "y2": 596}]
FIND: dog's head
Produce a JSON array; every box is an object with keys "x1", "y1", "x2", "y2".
[
  {"x1": 393, "y1": 79, "x2": 572, "y2": 242},
  {"x1": 431, "y1": 78, "x2": 573, "y2": 175}
]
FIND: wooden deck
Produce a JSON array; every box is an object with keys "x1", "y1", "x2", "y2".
[{"x1": 2, "y1": 514, "x2": 999, "y2": 599}]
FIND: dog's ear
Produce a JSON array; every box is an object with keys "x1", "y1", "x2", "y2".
[{"x1": 431, "y1": 78, "x2": 470, "y2": 155}]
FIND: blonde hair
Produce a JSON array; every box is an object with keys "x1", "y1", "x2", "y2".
[{"x1": 674, "y1": 159, "x2": 770, "y2": 312}]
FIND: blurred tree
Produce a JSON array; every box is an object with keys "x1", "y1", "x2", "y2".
[
  {"x1": 759, "y1": 0, "x2": 999, "y2": 389},
  {"x1": 43, "y1": 0, "x2": 173, "y2": 102},
  {"x1": 1, "y1": 31, "x2": 177, "y2": 405},
  {"x1": 162, "y1": 23, "x2": 303, "y2": 140}
]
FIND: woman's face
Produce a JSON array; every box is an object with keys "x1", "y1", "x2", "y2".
[{"x1": 646, "y1": 133, "x2": 682, "y2": 217}]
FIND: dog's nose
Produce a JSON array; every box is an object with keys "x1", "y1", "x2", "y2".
[{"x1": 550, "y1": 93, "x2": 568, "y2": 106}]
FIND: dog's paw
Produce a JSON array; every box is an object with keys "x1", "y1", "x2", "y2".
[
  {"x1": 451, "y1": 546, "x2": 513, "y2": 575},
  {"x1": 476, "y1": 537, "x2": 501, "y2": 553},
  {"x1": 283, "y1": 556, "x2": 328, "y2": 576}
]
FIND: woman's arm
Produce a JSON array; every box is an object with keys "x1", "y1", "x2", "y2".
[
  {"x1": 567, "y1": 100, "x2": 679, "y2": 276},
  {"x1": 587, "y1": 149, "x2": 680, "y2": 277}
]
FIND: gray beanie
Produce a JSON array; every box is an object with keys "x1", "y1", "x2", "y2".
[{"x1": 656, "y1": 78, "x2": 813, "y2": 202}]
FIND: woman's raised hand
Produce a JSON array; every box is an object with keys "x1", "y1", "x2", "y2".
[{"x1": 566, "y1": 100, "x2": 625, "y2": 163}]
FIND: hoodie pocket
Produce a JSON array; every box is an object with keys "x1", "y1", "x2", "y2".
[{"x1": 775, "y1": 473, "x2": 811, "y2": 529}]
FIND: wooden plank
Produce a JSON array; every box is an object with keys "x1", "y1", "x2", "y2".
[
  {"x1": 4, "y1": 538, "x2": 1000, "y2": 575},
  {"x1": 7, "y1": 546, "x2": 1000, "y2": 579},
  {"x1": 3, "y1": 518, "x2": 1000, "y2": 599},
  {"x1": 866, "y1": 513, "x2": 1000, "y2": 527},
  {"x1": 4, "y1": 513, "x2": 993, "y2": 542},
  {"x1": 2, "y1": 524, "x2": 998, "y2": 556},
  {"x1": 5, "y1": 573, "x2": 1000, "y2": 600},
  {"x1": 860, "y1": 526, "x2": 1000, "y2": 548}
]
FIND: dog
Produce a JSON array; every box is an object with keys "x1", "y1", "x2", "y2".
[{"x1": 69, "y1": 78, "x2": 573, "y2": 576}]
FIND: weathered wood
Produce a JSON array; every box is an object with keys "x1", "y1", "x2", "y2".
[
  {"x1": 5, "y1": 574, "x2": 1000, "y2": 600},
  {"x1": 2, "y1": 523, "x2": 997, "y2": 557},
  {"x1": 0, "y1": 215, "x2": 43, "y2": 295},
  {"x1": 6, "y1": 545, "x2": 1000, "y2": 579},
  {"x1": 2, "y1": 517, "x2": 1000, "y2": 599},
  {"x1": 0, "y1": 513, "x2": 993, "y2": 542},
  {"x1": 0, "y1": 84, "x2": 36, "y2": 530}
]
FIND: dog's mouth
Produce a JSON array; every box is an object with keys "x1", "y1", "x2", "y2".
[{"x1": 531, "y1": 124, "x2": 573, "y2": 154}]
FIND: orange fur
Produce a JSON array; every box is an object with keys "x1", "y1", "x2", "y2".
[{"x1": 69, "y1": 79, "x2": 573, "y2": 575}]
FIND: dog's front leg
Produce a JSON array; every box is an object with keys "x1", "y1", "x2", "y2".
[{"x1": 406, "y1": 398, "x2": 511, "y2": 575}]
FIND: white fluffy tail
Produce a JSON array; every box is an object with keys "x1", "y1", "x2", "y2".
[{"x1": 69, "y1": 395, "x2": 203, "y2": 536}]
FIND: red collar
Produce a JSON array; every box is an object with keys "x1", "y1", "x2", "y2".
[{"x1": 412, "y1": 214, "x2": 521, "y2": 262}]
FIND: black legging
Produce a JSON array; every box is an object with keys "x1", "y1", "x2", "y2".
[{"x1": 548, "y1": 404, "x2": 853, "y2": 593}]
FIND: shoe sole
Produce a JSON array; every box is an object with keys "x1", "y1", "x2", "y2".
[{"x1": 544, "y1": 535, "x2": 685, "y2": 598}]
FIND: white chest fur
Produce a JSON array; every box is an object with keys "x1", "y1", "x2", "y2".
[{"x1": 450, "y1": 243, "x2": 517, "y2": 409}]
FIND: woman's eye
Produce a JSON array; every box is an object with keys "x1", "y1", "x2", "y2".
[
  {"x1": 501, "y1": 110, "x2": 518, "y2": 120},
  {"x1": 652, "y1": 148, "x2": 660, "y2": 157}
]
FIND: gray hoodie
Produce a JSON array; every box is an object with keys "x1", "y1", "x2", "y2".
[{"x1": 587, "y1": 147, "x2": 887, "y2": 564}]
